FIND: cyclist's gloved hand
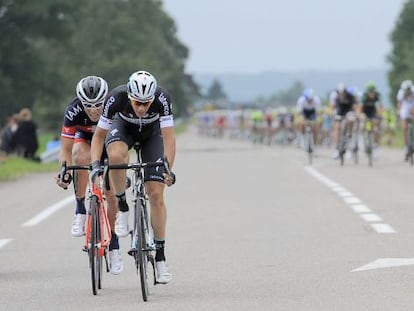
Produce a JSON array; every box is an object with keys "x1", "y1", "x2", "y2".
[
  {"x1": 163, "y1": 171, "x2": 176, "y2": 187},
  {"x1": 55, "y1": 173, "x2": 72, "y2": 190},
  {"x1": 90, "y1": 160, "x2": 103, "y2": 183}
]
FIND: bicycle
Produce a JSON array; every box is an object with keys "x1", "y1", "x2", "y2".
[
  {"x1": 105, "y1": 143, "x2": 172, "y2": 301},
  {"x1": 406, "y1": 118, "x2": 414, "y2": 165},
  {"x1": 348, "y1": 117, "x2": 359, "y2": 164},
  {"x1": 303, "y1": 120, "x2": 315, "y2": 164},
  {"x1": 363, "y1": 117, "x2": 374, "y2": 166},
  {"x1": 337, "y1": 115, "x2": 358, "y2": 166},
  {"x1": 60, "y1": 161, "x2": 112, "y2": 296}
]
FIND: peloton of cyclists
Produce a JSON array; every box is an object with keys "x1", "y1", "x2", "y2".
[
  {"x1": 396, "y1": 79, "x2": 414, "y2": 161},
  {"x1": 296, "y1": 88, "x2": 322, "y2": 149},
  {"x1": 329, "y1": 83, "x2": 359, "y2": 159},
  {"x1": 55, "y1": 76, "x2": 123, "y2": 275}
]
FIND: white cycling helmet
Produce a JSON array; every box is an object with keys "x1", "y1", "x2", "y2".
[
  {"x1": 337, "y1": 82, "x2": 346, "y2": 93},
  {"x1": 127, "y1": 71, "x2": 157, "y2": 102},
  {"x1": 76, "y1": 76, "x2": 108, "y2": 105},
  {"x1": 401, "y1": 79, "x2": 413, "y2": 90},
  {"x1": 303, "y1": 88, "x2": 315, "y2": 100}
]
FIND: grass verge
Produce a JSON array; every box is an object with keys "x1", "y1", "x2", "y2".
[{"x1": 0, "y1": 121, "x2": 188, "y2": 182}]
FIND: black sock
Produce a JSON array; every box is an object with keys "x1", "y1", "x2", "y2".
[
  {"x1": 109, "y1": 232, "x2": 119, "y2": 251},
  {"x1": 116, "y1": 192, "x2": 129, "y2": 212},
  {"x1": 155, "y1": 239, "x2": 165, "y2": 262},
  {"x1": 75, "y1": 197, "x2": 86, "y2": 214}
]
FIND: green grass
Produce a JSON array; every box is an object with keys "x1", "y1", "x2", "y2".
[
  {"x1": 0, "y1": 121, "x2": 188, "y2": 182},
  {"x1": 0, "y1": 132, "x2": 59, "y2": 181},
  {"x1": 0, "y1": 157, "x2": 59, "y2": 181}
]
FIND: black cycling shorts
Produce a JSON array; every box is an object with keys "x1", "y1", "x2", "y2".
[{"x1": 105, "y1": 117, "x2": 165, "y2": 183}]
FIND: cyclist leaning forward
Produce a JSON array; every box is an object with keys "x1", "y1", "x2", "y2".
[
  {"x1": 360, "y1": 82, "x2": 383, "y2": 157},
  {"x1": 90, "y1": 70, "x2": 176, "y2": 284},
  {"x1": 56, "y1": 76, "x2": 123, "y2": 275},
  {"x1": 329, "y1": 83, "x2": 359, "y2": 159},
  {"x1": 296, "y1": 88, "x2": 321, "y2": 149},
  {"x1": 397, "y1": 80, "x2": 414, "y2": 161}
]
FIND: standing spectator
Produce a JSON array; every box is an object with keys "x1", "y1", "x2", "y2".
[
  {"x1": 0, "y1": 114, "x2": 19, "y2": 154},
  {"x1": 13, "y1": 108, "x2": 39, "y2": 160}
]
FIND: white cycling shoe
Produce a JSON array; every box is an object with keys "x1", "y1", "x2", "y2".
[
  {"x1": 71, "y1": 214, "x2": 86, "y2": 237},
  {"x1": 155, "y1": 261, "x2": 172, "y2": 284},
  {"x1": 115, "y1": 211, "x2": 130, "y2": 237},
  {"x1": 109, "y1": 249, "x2": 123, "y2": 275}
]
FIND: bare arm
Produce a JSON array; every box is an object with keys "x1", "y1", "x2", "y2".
[
  {"x1": 161, "y1": 126, "x2": 176, "y2": 169},
  {"x1": 59, "y1": 136, "x2": 74, "y2": 165},
  {"x1": 90, "y1": 126, "x2": 108, "y2": 163}
]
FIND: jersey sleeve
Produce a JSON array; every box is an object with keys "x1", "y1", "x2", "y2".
[
  {"x1": 61, "y1": 104, "x2": 77, "y2": 139},
  {"x1": 157, "y1": 89, "x2": 174, "y2": 128},
  {"x1": 97, "y1": 87, "x2": 123, "y2": 130}
]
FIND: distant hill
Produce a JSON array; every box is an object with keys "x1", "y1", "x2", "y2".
[{"x1": 194, "y1": 68, "x2": 391, "y2": 105}]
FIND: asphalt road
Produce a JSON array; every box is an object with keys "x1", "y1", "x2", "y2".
[{"x1": 2, "y1": 127, "x2": 414, "y2": 310}]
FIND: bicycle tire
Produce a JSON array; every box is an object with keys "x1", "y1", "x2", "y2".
[
  {"x1": 306, "y1": 129, "x2": 313, "y2": 165},
  {"x1": 89, "y1": 195, "x2": 101, "y2": 296},
  {"x1": 339, "y1": 120, "x2": 347, "y2": 166},
  {"x1": 409, "y1": 126, "x2": 414, "y2": 166},
  {"x1": 137, "y1": 202, "x2": 149, "y2": 301},
  {"x1": 366, "y1": 131, "x2": 373, "y2": 166}
]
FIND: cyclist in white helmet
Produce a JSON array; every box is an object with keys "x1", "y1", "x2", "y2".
[
  {"x1": 55, "y1": 76, "x2": 123, "y2": 275},
  {"x1": 90, "y1": 70, "x2": 176, "y2": 283},
  {"x1": 329, "y1": 83, "x2": 359, "y2": 159},
  {"x1": 296, "y1": 88, "x2": 322, "y2": 148},
  {"x1": 397, "y1": 79, "x2": 414, "y2": 160}
]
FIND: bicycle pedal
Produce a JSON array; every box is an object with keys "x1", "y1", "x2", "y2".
[
  {"x1": 128, "y1": 248, "x2": 137, "y2": 256},
  {"x1": 82, "y1": 246, "x2": 88, "y2": 253}
]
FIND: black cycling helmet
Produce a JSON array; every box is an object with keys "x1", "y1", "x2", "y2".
[{"x1": 76, "y1": 76, "x2": 108, "y2": 105}]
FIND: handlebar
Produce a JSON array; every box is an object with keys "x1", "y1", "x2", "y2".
[{"x1": 60, "y1": 157, "x2": 173, "y2": 191}]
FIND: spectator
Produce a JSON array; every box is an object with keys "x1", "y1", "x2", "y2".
[
  {"x1": 0, "y1": 114, "x2": 19, "y2": 154},
  {"x1": 13, "y1": 108, "x2": 39, "y2": 160}
]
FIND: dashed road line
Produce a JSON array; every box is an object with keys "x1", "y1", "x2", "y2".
[
  {"x1": 22, "y1": 195, "x2": 74, "y2": 227},
  {"x1": 0, "y1": 239, "x2": 12, "y2": 249},
  {"x1": 304, "y1": 166, "x2": 396, "y2": 234}
]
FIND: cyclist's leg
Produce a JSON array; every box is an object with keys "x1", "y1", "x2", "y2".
[
  {"x1": 70, "y1": 136, "x2": 91, "y2": 236},
  {"x1": 105, "y1": 118, "x2": 133, "y2": 238},
  {"x1": 72, "y1": 137, "x2": 91, "y2": 206},
  {"x1": 141, "y1": 133, "x2": 172, "y2": 283}
]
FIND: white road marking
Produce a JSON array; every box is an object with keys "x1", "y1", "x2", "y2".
[
  {"x1": 304, "y1": 166, "x2": 396, "y2": 234},
  {"x1": 344, "y1": 197, "x2": 361, "y2": 204},
  {"x1": 360, "y1": 213, "x2": 383, "y2": 222},
  {"x1": 370, "y1": 223, "x2": 396, "y2": 234},
  {"x1": 336, "y1": 191, "x2": 353, "y2": 197},
  {"x1": 352, "y1": 258, "x2": 414, "y2": 272},
  {"x1": 349, "y1": 204, "x2": 371, "y2": 213},
  {"x1": 22, "y1": 195, "x2": 74, "y2": 227},
  {"x1": 0, "y1": 239, "x2": 12, "y2": 249}
]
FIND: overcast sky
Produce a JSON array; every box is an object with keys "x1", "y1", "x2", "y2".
[{"x1": 162, "y1": 0, "x2": 406, "y2": 74}]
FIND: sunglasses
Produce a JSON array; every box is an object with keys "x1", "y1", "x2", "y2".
[
  {"x1": 130, "y1": 99, "x2": 153, "y2": 107},
  {"x1": 82, "y1": 101, "x2": 104, "y2": 109}
]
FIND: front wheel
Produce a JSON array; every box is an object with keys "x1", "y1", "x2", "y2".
[{"x1": 89, "y1": 195, "x2": 101, "y2": 295}]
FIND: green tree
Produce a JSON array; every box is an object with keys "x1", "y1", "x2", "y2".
[
  {"x1": 0, "y1": 0, "x2": 198, "y2": 129},
  {"x1": 205, "y1": 79, "x2": 227, "y2": 101},
  {"x1": 388, "y1": 0, "x2": 414, "y2": 106},
  {"x1": 0, "y1": 0, "x2": 75, "y2": 126}
]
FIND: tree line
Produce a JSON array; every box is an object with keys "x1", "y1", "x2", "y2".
[
  {"x1": 1, "y1": 0, "x2": 413, "y2": 132},
  {"x1": 0, "y1": 0, "x2": 199, "y2": 131},
  {"x1": 388, "y1": 0, "x2": 414, "y2": 105}
]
